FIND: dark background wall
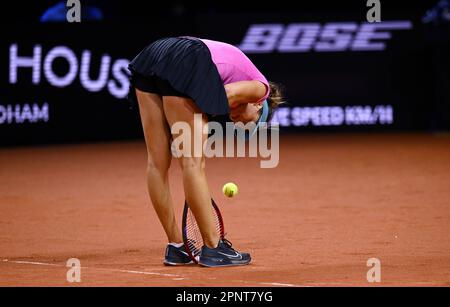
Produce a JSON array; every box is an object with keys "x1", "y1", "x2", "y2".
[{"x1": 0, "y1": 0, "x2": 449, "y2": 145}]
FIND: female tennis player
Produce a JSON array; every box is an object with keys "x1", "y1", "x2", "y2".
[{"x1": 128, "y1": 37, "x2": 283, "y2": 267}]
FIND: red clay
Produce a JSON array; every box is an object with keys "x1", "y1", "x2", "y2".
[{"x1": 0, "y1": 133, "x2": 449, "y2": 286}]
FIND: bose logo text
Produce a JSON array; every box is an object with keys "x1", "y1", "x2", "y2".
[{"x1": 239, "y1": 21, "x2": 413, "y2": 53}]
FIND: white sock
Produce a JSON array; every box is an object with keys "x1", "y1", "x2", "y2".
[{"x1": 169, "y1": 242, "x2": 184, "y2": 248}]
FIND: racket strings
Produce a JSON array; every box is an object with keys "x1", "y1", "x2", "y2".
[
  {"x1": 185, "y1": 206, "x2": 223, "y2": 258},
  {"x1": 185, "y1": 209, "x2": 203, "y2": 257}
]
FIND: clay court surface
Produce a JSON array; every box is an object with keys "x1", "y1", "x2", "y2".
[{"x1": 0, "y1": 133, "x2": 449, "y2": 286}]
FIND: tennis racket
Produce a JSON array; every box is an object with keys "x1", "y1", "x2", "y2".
[{"x1": 182, "y1": 198, "x2": 225, "y2": 263}]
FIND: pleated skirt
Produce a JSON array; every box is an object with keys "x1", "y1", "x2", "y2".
[{"x1": 128, "y1": 37, "x2": 229, "y2": 115}]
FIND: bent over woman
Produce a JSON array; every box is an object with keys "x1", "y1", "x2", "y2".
[{"x1": 128, "y1": 37, "x2": 283, "y2": 267}]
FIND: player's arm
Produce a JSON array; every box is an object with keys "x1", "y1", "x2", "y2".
[{"x1": 224, "y1": 81, "x2": 267, "y2": 108}]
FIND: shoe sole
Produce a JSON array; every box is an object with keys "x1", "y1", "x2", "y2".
[
  {"x1": 163, "y1": 261, "x2": 195, "y2": 266},
  {"x1": 198, "y1": 261, "x2": 251, "y2": 268}
]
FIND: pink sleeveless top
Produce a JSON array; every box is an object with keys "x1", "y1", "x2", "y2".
[{"x1": 200, "y1": 39, "x2": 270, "y2": 103}]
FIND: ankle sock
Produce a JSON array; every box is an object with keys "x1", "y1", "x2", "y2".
[{"x1": 169, "y1": 242, "x2": 184, "y2": 248}]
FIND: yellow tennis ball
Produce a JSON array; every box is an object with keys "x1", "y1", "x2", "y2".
[{"x1": 222, "y1": 182, "x2": 238, "y2": 198}]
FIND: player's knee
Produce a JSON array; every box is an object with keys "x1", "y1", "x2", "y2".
[
  {"x1": 147, "y1": 157, "x2": 170, "y2": 176},
  {"x1": 180, "y1": 156, "x2": 205, "y2": 172}
]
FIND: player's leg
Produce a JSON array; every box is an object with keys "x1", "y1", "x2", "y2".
[
  {"x1": 136, "y1": 89, "x2": 182, "y2": 244},
  {"x1": 137, "y1": 88, "x2": 193, "y2": 265},
  {"x1": 162, "y1": 96, "x2": 220, "y2": 248},
  {"x1": 162, "y1": 95, "x2": 251, "y2": 267}
]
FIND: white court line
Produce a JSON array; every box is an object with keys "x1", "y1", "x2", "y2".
[
  {"x1": 259, "y1": 282, "x2": 300, "y2": 287},
  {"x1": 1, "y1": 259, "x2": 303, "y2": 286},
  {"x1": 3, "y1": 260, "x2": 61, "y2": 267},
  {"x1": 1, "y1": 259, "x2": 183, "y2": 279},
  {"x1": 231, "y1": 280, "x2": 302, "y2": 287},
  {"x1": 115, "y1": 269, "x2": 181, "y2": 278}
]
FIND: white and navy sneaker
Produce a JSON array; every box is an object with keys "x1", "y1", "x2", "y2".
[
  {"x1": 198, "y1": 239, "x2": 251, "y2": 267},
  {"x1": 163, "y1": 243, "x2": 194, "y2": 266}
]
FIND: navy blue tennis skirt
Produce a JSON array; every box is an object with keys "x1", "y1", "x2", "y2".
[{"x1": 128, "y1": 37, "x2": 229, "y2": 115}]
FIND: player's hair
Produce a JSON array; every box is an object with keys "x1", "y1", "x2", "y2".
[{"x1": 265, "y1": 81, "x2": 285, "y2": 122}]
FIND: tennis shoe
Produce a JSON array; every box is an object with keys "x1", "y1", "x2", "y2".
[
  {"x1": 163, "y1": 243, "x2": 194, "y2": 266},
  {"x1": 198, "y1": 239, "x2": 251, "y2": 267}
]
